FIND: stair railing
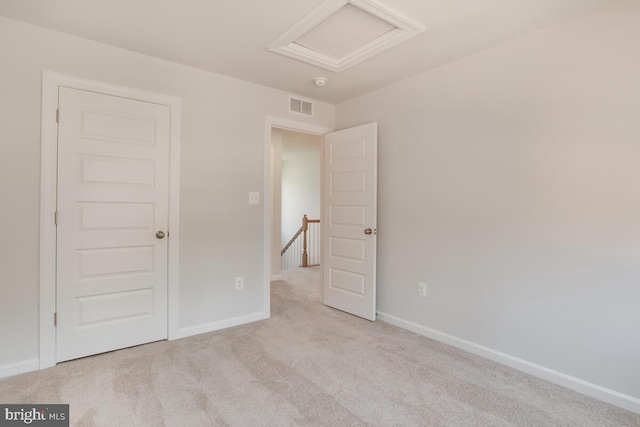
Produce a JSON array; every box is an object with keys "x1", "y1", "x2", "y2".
[{"x1": 281, "y1": 214, "x2": 320, "y2": 270}]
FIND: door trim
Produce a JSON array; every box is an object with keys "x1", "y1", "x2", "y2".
[
  {"x1": 263, "y1": 116, "x2": 332, "y2": 318},
  {"x1": 39, "y1": 71, "x2": 182, "y2": 368}
]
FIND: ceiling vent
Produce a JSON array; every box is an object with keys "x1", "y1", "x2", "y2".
[
  {"x1": 269, "y1": 0, "x2": 424, "y2": 73},
  {"x1": 290, "y1": 96, "x2": 313, "y2": 116}
]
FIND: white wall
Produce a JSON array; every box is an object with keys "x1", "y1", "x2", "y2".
[
  {"x1": 280, "y1": 131, "x2": 322, "y2": 248},
  {"x1": 336, "y1": 0, "x2": 640, "y2": 408},
  {"x1": 270, "y1": 129, "x2": 283, "y2": 280},
  {"x1": 0, "y1": 16, "x2": 334, "y2": 373}
]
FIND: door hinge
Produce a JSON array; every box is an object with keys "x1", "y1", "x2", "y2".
[
  {"x1": 56, "y1": 109, "x2": 59, "y2": 123},
  {"x1": 54, "y1": 211, "x2": 58, "y2": 226},
  {"x1": 54, "y1": 313, "x2": 57, "y2": 326}
]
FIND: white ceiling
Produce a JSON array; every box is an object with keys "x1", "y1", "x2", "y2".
[
  {"x1": 294, "y1": 4, "x2": 398, "y2": 59},
  {"x1": 0, "y1": 0, "x2": 610, "y2": 104}
]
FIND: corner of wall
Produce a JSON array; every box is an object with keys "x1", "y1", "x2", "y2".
[{"x1": 377, "y1": 312, "x2": 640, "y2": 415}]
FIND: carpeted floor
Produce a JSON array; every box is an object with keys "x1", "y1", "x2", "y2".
[{"x1": 1, "y1": 267, "x2": 638, "y2": 426}]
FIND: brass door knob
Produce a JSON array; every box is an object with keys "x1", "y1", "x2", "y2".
[
  {"x1": 156, "y1": 231, "x2": 166, "y2": 239},
  {"x1": 364, "y1": 228, "x2": 373, "y2": 235}
]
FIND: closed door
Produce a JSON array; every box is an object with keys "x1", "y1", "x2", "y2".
[
  {"x1": 323, "y1": 123, "x2": 377, "y2": 321},
  {"x1": 56, "y1": 87, "x2": 170, "y2": 362}
]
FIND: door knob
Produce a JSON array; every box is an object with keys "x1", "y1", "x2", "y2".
[
  {"x1": 156, "y1": 231, "x2": 166, "y2": 239},
  {"x1": 364, "y1": 228, "x2": 373, "y2": 235}
]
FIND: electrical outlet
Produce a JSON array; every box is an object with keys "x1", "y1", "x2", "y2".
[
  {"x1": 235, "y1": 276, "x2": 244, "y2": 291},
  {"x1": 417, "y1": 282, "x2": 427, "y2": 298},
  {"x1": 248, "y1": 192, "x2": 260, "y2": 205}
]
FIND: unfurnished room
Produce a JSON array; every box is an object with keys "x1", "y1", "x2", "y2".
[{"x1": 0, "y1": 0, "x2": 639, "y2": 425}]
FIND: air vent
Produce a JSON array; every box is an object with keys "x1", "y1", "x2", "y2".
[{"x1": 289, "y1": 96, "x2": 313, "y2": 116}]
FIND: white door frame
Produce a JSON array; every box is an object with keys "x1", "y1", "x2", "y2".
[
  {"x1": 39, "y1": 71, "x2": 182, "y2": 368},
  {"x1": 263, "y1": 116, "x2": 332, "y2": 318}
]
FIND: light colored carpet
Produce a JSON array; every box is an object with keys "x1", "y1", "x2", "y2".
[{"x1": 1, "y1": 267, "x2": 638, "y2": 426}]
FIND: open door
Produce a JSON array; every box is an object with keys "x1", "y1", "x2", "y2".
[{"x1": 322, "y1": 123, "x2": 377, "y2": 321}]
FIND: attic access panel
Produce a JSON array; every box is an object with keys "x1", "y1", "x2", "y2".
[{"x1": 269, "y1": 0, "x2": 424, "y2": 73}]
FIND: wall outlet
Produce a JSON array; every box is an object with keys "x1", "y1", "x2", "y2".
[
  {"x1": 417, "y1": 282, "x2": 427, "y2": 298},
  {"x1": 248, "y1": 192, "x2": 260, "y2": 205},
  {"x1": 235, "y1": 276, "x2": 244, "y2": 291}
]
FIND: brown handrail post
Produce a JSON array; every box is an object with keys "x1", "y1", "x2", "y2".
[{"x1": 302, "y1": 215, "x2": 309, "y2": 267}]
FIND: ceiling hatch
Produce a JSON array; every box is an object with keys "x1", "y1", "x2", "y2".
[{"x1": 269, "y1": 0, "x2": 424, "y2": 73}]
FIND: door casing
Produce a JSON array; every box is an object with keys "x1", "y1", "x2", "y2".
[
  {"x1": 264, "y1": 116, "x2": 332, "y2": 317},
  {"x1": 39, "y1": 71, "x2": 182, "y2": 368}
]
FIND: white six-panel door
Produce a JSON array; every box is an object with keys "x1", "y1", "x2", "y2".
[
  {"x1": 56, "y1": 87, "x2": 170, "y2": 362},
  {"x1": 323, "y1": 123, "x2": 377, "y2": 321}
]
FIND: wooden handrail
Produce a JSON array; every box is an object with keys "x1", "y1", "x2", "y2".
[
  {"x1": 281, "y1": 214, "x2": 321, "y2": 267},
  {"x1": 281, "y1": 226, "x2": 304, "y2": 256}
]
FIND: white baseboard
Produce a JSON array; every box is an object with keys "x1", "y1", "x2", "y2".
[
  {"x1": 174, "y1": 312, "x2": 266, "y2": 340},
  {"x1": 271, "y1": 275, "x2": 283, "y2": 282},
  {"x1": 376, "y1": 312, "x2": 640, "y2": 415},
  {"x1": 0, "y1": 358, "x2": 39, "y2": 379}
]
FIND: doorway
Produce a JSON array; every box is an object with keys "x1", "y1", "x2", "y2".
[
  {"x1": 263, "y1": 117, "x2": 331, "y2": 318},
  {"x1": 273, "y1": 129, "x2": 323, "y2": 276},
  {"x1": 264, "y1": 117, "x2": 378, "y2": 322}
]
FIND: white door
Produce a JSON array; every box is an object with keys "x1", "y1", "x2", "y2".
[
  {"x1": 323, "y1": 123, "x2": 377, "y2": 321},
  {"x1": 56, "y1": 87, "x2": 170, "y2": 362}
]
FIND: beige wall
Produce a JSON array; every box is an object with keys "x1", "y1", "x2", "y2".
[
  {"x1": 0, "y1": 16, "x2": 334, "y2": 371},
  {"x1": 281, "y1": 131, "x2": 322, "y2": 248},
  {"x1": 337, "y1": 1, "x2": 640, "y2": 402},
  {"x1": 2, "y1": 0, "x2": 639, "y2": 411}
]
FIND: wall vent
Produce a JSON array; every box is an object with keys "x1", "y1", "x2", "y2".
[{"x1": 289, "y1": 96, "x2": 313, "y2": 116}]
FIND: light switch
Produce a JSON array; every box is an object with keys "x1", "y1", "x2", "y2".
[{"x1": 249, "y1": 192, "x2": 260, "y2": 205}]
